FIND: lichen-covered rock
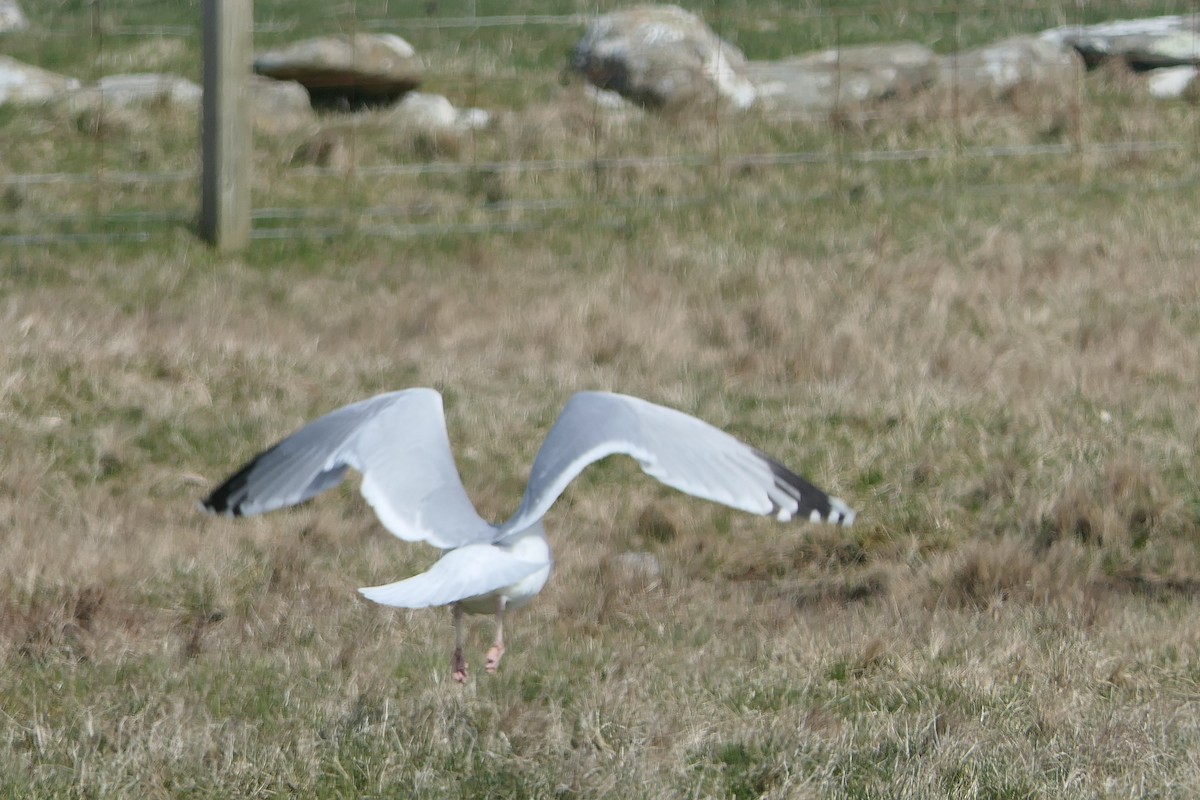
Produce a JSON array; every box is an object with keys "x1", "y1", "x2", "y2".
[
  {"x1": 254, "y1": 33, "x2": 423, "y2": 109},
  {"x1": 67, "y1": 73, "x2": 202, "y2": 111},
  {"x1": 570, "y1": 5, "x2": 756, "y2": 111},
  {"x1": 748, "y1": 43, "x2": 936, "y2": 116},
  {"x1": 939, "y1": 35, "x2": 1083, "y2": 96}
]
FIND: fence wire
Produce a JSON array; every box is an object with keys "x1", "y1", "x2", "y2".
[{"x1": 1, "y1": 1, "x2": 1198, "y2": 245}]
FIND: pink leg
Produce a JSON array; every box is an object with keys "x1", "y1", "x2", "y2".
[
  {"x1": 451, "y1": 604, "x2": 468, "y2": 684},
  {"x1": 485, "y1": 597, "x2": 506, "y2": 674}
]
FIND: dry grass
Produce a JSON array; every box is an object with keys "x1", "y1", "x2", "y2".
[{"x1": 4, "y1": 7, "x2": 1200, "y2": 797}]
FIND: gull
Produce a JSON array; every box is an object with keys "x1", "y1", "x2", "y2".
[{"x1": 200, "y1": 389, "x2": 855, "y2": 682}]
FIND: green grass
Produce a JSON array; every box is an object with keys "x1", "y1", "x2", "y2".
[{"x1": 4, "y1": 1, "x2": 1200, "y2": 797}]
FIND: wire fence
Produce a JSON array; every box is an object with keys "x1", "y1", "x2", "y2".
[{"x1": 1, "y1": 0, "x2": 1198, "y2": 246}]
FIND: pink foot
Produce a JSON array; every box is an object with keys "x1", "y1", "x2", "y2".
[
  {"x1": 452, "y1": 647, "x2": 468, "y2": 684},
  {"x1": 485, "y1": 643, "x2": 505, "y2": 674}
]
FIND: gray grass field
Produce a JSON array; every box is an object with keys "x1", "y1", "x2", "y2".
[{"x1": 4, "y1": 2, "x2": 1200, "y2": 797}]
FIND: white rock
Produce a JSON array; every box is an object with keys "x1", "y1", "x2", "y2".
[
  {"x1": 249, "y1": 75, "x2": 317, "y2": 134},
  {"x1": 748, "y1": 43, "x2": 936, "y2": 115},
  {"x1": 457, "y1": 107, "x2": 491, "y2": 131},
  {"x1": 395, "y1": 91, "x2": 456, "y2": 127},
  {"x1": 1042, "y1": 15, "x2": 1200, "y2": 68},
  {"x1": 390, "y1": 91, "x2": 489, "y2": 131},
  {"x1": 939, "y1": 35, "x2": 1082, "y2": 96},
  {"x1": 69, "y1": 73, "x2": 203, "y2": 110},
  {"x1": 585, "y1": 84, "x2": 634, "y2": 109},
  {"x1": 571, "y1": 5, "x2": 756, "y2": 111},
  {"x1": 0, "y1": 55, "x2": 80, "y2": 106},
  {"x1": 1147, "y1": 65, "x2": 1198, "y2": 98},
  {"x1": 0, "y1": 0, "x2": 28, "y2": 33}
]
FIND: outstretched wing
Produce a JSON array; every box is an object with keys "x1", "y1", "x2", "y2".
[
  {"x1": 200, "y1": 389, "x2": 496, "y2": 549},
  {"x1": 498, "y1": 392, "x2": 854, "y2": 537},
  {"x1": 358, "y1": 544, "x2": 545, "y2": 609}
]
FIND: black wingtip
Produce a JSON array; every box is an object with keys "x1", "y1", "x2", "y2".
[
  {"x1": 758, "y1": 450, "x2": 855, "y2": 526},
  {"x1": 199, "y1": 482, "x2": 244, "y2": 517},
  {"x1": 198, "y1": 453, "x2": 261, "y2": 516}
]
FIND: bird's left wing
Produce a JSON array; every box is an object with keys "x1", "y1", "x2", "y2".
[
  {"x1": 200, "y1": 389, "x2": 496, "y2": 548},
  {"x1": 498, "y1": 391, "x2": 854, "y2": 537}
]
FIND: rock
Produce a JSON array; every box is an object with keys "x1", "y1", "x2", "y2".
[
  {"x1": 249, "y1": 75, "x2": 317, "y2": 134},
  {"x1": 101, "y1": 73, "x2": 202, "y2": 106},
  {"x1": 458, "y1": 107, "x2": 492, "y2": 131},
  {"x1": 387, "y1": 91, "x2": 490, "y2": 131},
  {"x1": 383, "y1": 93, "x2": 491, "y2": 160},
  {"x1": 398, "y1": 92, "x2": 457, "y2": 128},
  {"x1": 1041, "y1": 15, "x2": 1200, "y2": 69},
  {"x1": 254, "y1": 33, "x2": 423, "y2": 110},
  {"x1": 0, "y1": 0, "x2": 28, "y2": 33},
  {"x1": 603, "y1": 551, "x2": 663, "y2": 590},
  {"x1": 0, "y1": 55, "x2": 80, "y2": 106},
  {"x1": 69, "y1": 73, "x2": 202, "y2": 111},
  {"x1": 570, "y1": 5, "x2": 756, "y2": 111},
  {"x1": 572, "y1": 84, "x2": 649, "y2": 129},
  {"x1": 747, "y1": 42, "x2": 936, "y2": 116},
  {"x1": 1147, "y1": 64, "x2": 1198, "y2": 98},
  {"x1": 939, "y1": 35, "x2": 1082, "y2": 96},
  {"x1": 585, "y1": 84, "x2": 636, "y2": 110}
]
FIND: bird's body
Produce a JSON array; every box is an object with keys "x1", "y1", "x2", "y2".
[
  {"x1": 459, "y1": 525, "x2": 553, "y2": 615},
  {"x1": 417, "y1": 525, "x2": 553, "y2": 617},
  {"x1": 201, "y1": 389, "x2": 854, "y2": 682}
]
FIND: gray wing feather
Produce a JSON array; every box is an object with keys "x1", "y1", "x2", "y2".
[
  {"x1": 201, "y1": 389, "x2": 495, "y2": 548},
  {"x1": 498, "y1": 392, "x2": 854, "y2": 536}
]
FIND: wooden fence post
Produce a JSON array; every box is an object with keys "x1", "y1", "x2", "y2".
[{"x1": 200, "y1": 0, "x2": 252, "y2": 250}]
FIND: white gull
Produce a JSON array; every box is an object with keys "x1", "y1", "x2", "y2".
[{"x1": 201, "y1": 389, "x2": 855, "y2": 682}]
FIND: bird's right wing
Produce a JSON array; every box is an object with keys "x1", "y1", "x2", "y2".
[
  {"x1": 200, "y1": 389, "x2": 496, "y2": 549},
  {"x1": 498, "y1": 391, "x2": 854, "y2": 537},
  {"x1": 358, "y1": 545, "x2": 545, "y2": 608}
]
